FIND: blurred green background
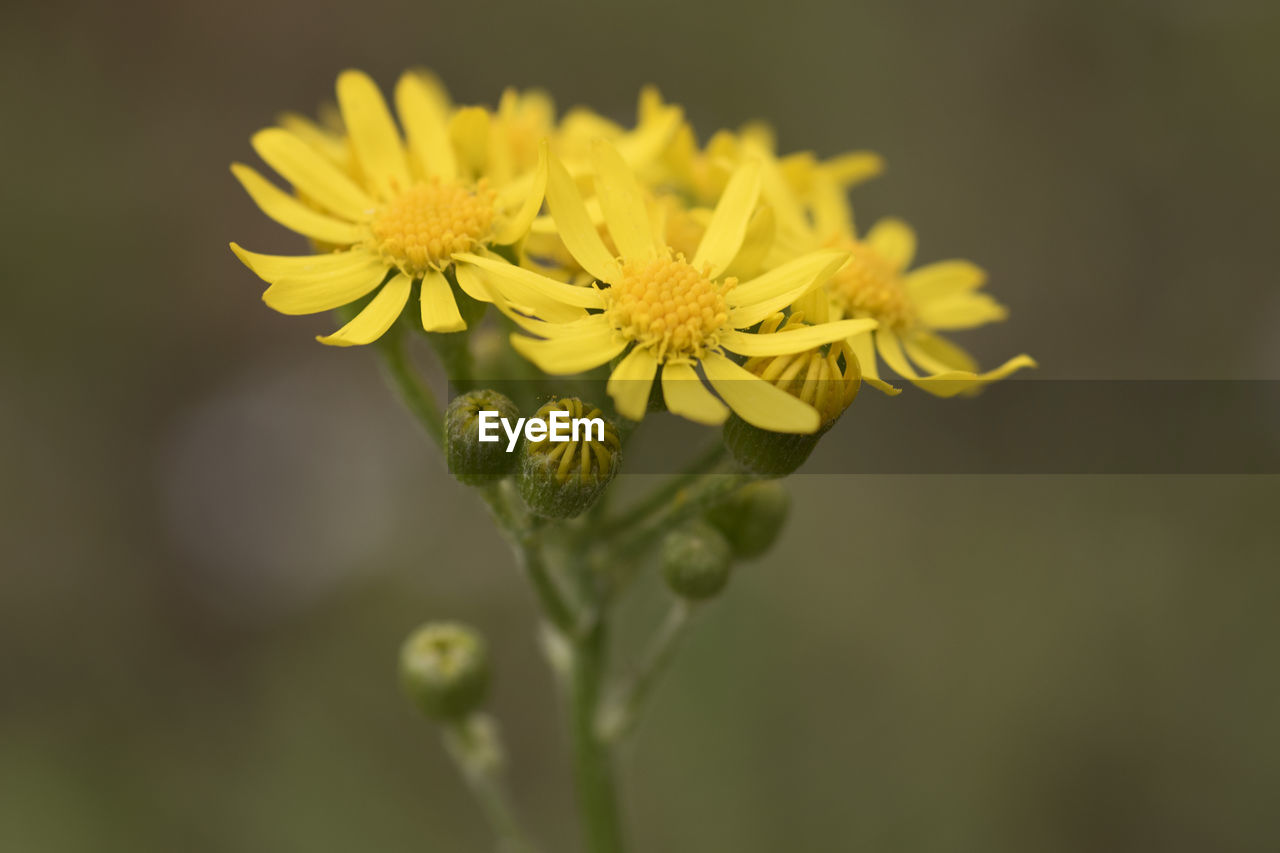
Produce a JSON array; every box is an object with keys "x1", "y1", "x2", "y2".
[{"x1": 2, "y1": 0, "x2": 1278, "y2": 850}]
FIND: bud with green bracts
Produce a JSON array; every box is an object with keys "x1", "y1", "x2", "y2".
[
  {"x1": 662, "y1": 520, "x2": 734, "y2": 600},
  {"x1": 517, "y1": 398, "x2": 620, "y2": 519},
  {"x1": 399, "y1": 622, "x2": 491, "y2": 722},
  {"x1": 705, "y1": 480, "x2": 791, "y2": 560},
  {"x1": 445, "y1": 389, "x2": 521, "y2": 485}
]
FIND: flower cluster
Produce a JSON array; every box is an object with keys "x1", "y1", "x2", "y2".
[{"x1": 231, "y1": 69, "x2": 1033, "y2": 432}]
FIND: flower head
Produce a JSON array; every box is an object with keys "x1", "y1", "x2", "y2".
[
  {"x1": 229, "y1": 69, "x2": 547, "y2": 346},
  {"x1": 460, "y1": 142, "x2": 876, "y2": 434}
]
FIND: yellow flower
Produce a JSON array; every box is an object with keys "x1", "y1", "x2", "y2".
[
  {"x1": 229, "y1": 70, "x2": 547, "y2": 346},
  {"x1": 740, "y1": 312, "x2": 860, "y2": 428},
  {"x1": 457, "y1": 142, "x2": 877, "y2": 434},
  {"x1": 791, "y1": 178, "x2": 1035, "y2": 396}
]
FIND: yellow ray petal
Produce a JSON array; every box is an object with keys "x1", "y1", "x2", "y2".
[
  {"x1": 864, "y1": 218, "x2": 916, "y2": 272},
  {"x1": 917, "y1": 293, "x2": 1008, "y2": 329},
  {"x1": 848, "y1": 330, "x2": 900, "y2": 395},
  {"x1": 661, "y1": 361, "x2": 729, "y2": 425},
  {"x1": 592, "y1": 139, "x2": 659, "y2": 261},
  {"x1": 492, "y1": 145, "x2": 548, "y2": 246},
  {"x1": 456, "y1": 260, "x2": 586, "y2": 324},
  {"x1": 607, "y1": 347, "x2": 659, "y2": 421},
  {"x1": 615, "y1": 103, "x2": 683, "y2": 170},
  {"x1": 702, "y1": 352, "x2": 820, "y2": 434},
  {"x1": 454, "y1": 252, "x2": 606, "y2": 310},
  {"x1": 820, "y1": 151, "x2": 885, "y2": 188},
  {"x1": 510, "y1": 324, "x2": 626, "y2": 374},
  {"x1": 420, "y1": 269, "x2": 467, "y2": 332},
  {"x1": 545, "y1": 147, "x2": 621, "y2": 283},
  {"x1": 230, "y1": 243, "x2": 373, "y2": 283},
  {"x1": 316, "y1": 272, "x2": 412, "y2": 346},
  {"x1": 277, "y1": 113, "x2": 348, "y2": 166},
  {"x1": 719, "y1": 318, "x2": 877, "y2": 357},
  {"x1": 692, "y1": 160, "x2": 762, "y2": 278},
  {"x1": 394, "y1": 72, "x2": 456, "y2": 180},
  {"x1": 449, "y1": 107, "x2": 490, "y2": 179},
  {"x1": 336, "y1": 70, "x2": 411, "y2": 200},
  {"x1": 251, "y1": 128, "x2": 375, "y2": 222},
  {"x1": 901, "y1": 331, "x2": 978, "y2": 374},
  {"x1": 810, "y1": 177, "x2": 854, "y2": 240},
  {"x1": 231, "y1": 164, "x2": 365, "y2": 245},
  {"x1": 905, "y1": 260, "x2": 986, "y2": 303},
  {"x1": 728, "y1": 249, "x2": 848, "y2": 310},
  {"x1": 261, "y1": 255, "x2": 390, "y2": 315}
]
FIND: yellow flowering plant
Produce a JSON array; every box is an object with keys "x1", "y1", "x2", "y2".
[{"x1": 229, "y1": 68, "x2": 1035, "y2": 853}]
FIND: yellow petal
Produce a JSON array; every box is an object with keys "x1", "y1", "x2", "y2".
[
  {"x1": 848, "y1": 330, "x2": 900, "y2": 395},
  {"x1": 394, "y1": 72, "x2": 456, "y2": 180},
  {"x1": 901, "y1": 331, "x2": 978, "y2": 374},
  {"x1": 231, "y1": 243, "x2": 372, "y2": 283},
  {"x1": 336, "y1": 70, "x2": 411, "y2": 200},
  {"x1": 449, "y1": 107, "x2": 490, "y2": 178},
  {"x1": 277, "y1": 113, "x2": 348, "y2": 166},
  {"x1": 905, "y1": 260, "x2": 986, "y2": 303},
  {"x1": 545, "y1": 149, "x2": 621, "y2": 283},
  {"x1": 702, "y1": 352, "x2": 820, "y2": 434},
  {"x1": 820, "y1": 151, "x2": 885, "y2": 188},
  {"x1": 316, "y1": 272, "x2": 411, "y2": 346},
  {"x1": 592, "y1": 139, "x2": 659, "y2": 261},
  {"x1": 692, "y1": 160, "x2": 762, "y2": 278},
  {"x1": 719, "y1": 318, "x2": 877, "y2": 357},
  {"x1": 607, "y1": 347, "x2": 659, "y2": 421},
  {"x1": 614, "y1": 103, "x2": 682, "y2": 170},
  {"x1": 917, "y1": 293, "x2": 1008, "y2": 329},
  {"x1": 261, "y1": 255, "x2": 390, "y2": 315},
  {"x1": 251, "y1": 128, "x2": 376, "y2": 222},
  {"x1": 510, "y1": 323, "x2": 626, "y2": 374},
  {"x1": 454, "y1": 252, "x2": 605, "y2": 310},
  {"x1": 810, "y1": 177, "x2": 854, "y2": 240},
  {"x1": 660, "y1": 361, "x2": 729, "y2": 425},
  {"x1": 726, "y1": 250, "x2": 849, "y2": 328},
  {"x1": 864, "y1": 218, "x2": 916, "y2": 271},
  {"x1": 492, "y1": 145, "x2": 547, "y2": 246},
  {"x1": 231, "y1": 164, "x2": 365, "y2": 245},
  {"x1": 452, "y1": 261, "x2": 493, "y2": 303},
  {"x1": 458, "y1": 259, "x2": 587, "y2": 325},
  {"x1": 420, "y1": 269, "x2": 466, "y2": 332}
]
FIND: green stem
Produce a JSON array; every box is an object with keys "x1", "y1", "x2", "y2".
[
  {"x1": 442, "y1": 714, "x2": 536, "y2": 852},
  {"x1": 597, "y1": 601, "x2": 695, "y2": 742},
  {"x1": 376, "y1": 331, "x2": 444, "y2": 449},
  {"x1": 599, "y1": 443, "x2": 728, "y2": 539},
  {"x1": 568, "y1": 624, "x2": 626, "y2": 853}
]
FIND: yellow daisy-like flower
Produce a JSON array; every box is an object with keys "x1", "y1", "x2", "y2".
[
  {"x1": 740, "y1": 312, "x2": 861, "y2": 428},
  {"x1": 229, "y1": 70, "x2": 547, "y2": 346},
  {"x1": 791, "y1": 178, "x2": 1036, "y2": 396},
  {"x1": 457, "y1": 142, "x2": 877, "y2": 434}
]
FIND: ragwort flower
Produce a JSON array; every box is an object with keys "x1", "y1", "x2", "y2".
[
  {"x1": 230, "y1": 70, "x2": 546, "y2": 346},
  {"x1": 457, "y1": 142, "x2": 876, "y2": 434}
]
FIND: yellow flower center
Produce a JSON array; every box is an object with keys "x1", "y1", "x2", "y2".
[
  {"x1": 368, "y1": 179, "x2": 497, "y2": 275},
  {"x1": 606, "y1": 256, "x2": 734, "y2": 361},
  {"x1": 828, "y1": 241, "x2": 914, "y2": 329}
]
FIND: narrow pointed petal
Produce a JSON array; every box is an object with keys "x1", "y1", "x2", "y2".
[
  {"x1": 231, "y1": 164, "x2": 365, "y2": 245},
  {"x1": 510, "y1": 324, "x2": 626, "y2": 374},
  {"x1": 454, "y1": 253, "x2": 606, "y2": 309},
  {"x1": 261, "y1": 255, "x2": 390, "y2": 315},
  {"x1": 702, "y1": 352, "x2": 821, "y2": 434},
  {"x1": 336, "y1": 70, "x2": 411, "y2": 200},
  {"x1": 592, "y1": 139, "x2": 659, "y2": 261},
  {"x1": 849, "y1": 330, "x2": 900, "y2": 395},
  {"x1": 901, "y1": 331, "x2": 978, "y2": 374},
  {"x1": 420, "y1": 270, "x2": 466, "y2": 332},
  {"x1": 316, "y1": 272, "x2": 412, "y2": 346},
  {"x1": 917, "y1": 293, "x2": 1009, "y2": 329},
  {"x1": 607, "y1": 347, "x2": 659, "y2": 421},
  {"x1": 545, "y1": 148, "x2": 621, "y2": 283},
  {"x1": 905, "y1": 260, "x2": 986, "y2": 303},
  {"x1": 492, "y1": 145, "x2": 548, "y2": 246},
  {"x1": 661, "y1": 361, "x2": 729, "y2": 425},
  {"x1": 692, "y1": 160, "x2": 762, "y2": 278},
  {"x1": 251, "y1": 128, "x2": 375, "y2": 222},
  {"x1": 231, "y1": 243, "x2": 373, "y2": 284},
  {"x1": 449, "y1": 107, "x2": 491, "y2": 178},
  {"x1": 394, "y1": 72, "x2": 456, "y2": 180},
  {"x1": 719, "y1": 318, "x2": 877, "y2": 357}
]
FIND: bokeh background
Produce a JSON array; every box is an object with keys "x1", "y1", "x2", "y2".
[{"x1": 3, "y1": 0, "x2": 1278, "y2": 850}]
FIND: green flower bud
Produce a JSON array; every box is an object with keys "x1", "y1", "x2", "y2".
[
  {"x1": 445, "y1": 390, "x2": 521, "y2": 485},
  {"x1": 723, "y1": 313, "x2": 860, "y2": 476},
  {"x1": 399, "y1": 622, "x2": 490, "y2": 721},
  {"x1": 517, "y1": 398, "x2": 621, "y2": 519},
  {"x1": 661, "y1": 520, "x2": 733, "y2": 600},
  {"x1": 705, "y1": 480, "x2": 791, "y2": 560}
]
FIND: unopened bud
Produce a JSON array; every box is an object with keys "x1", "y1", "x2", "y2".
[
  {"x1": 517, "y1": 398, "x2": 621, "y2": 518},
  {"x1": 399, "y1": 622, "x2": 490, "y2": 721},
  {"x1": 705, "y1": 480, "x2": 790, "y2": 560},
  {"x1": 445, "y1": 389, "x2": 521, "y2": 484},
  {"x1": 661, "y1": 520, "x2": 733, "y2": 600}
]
